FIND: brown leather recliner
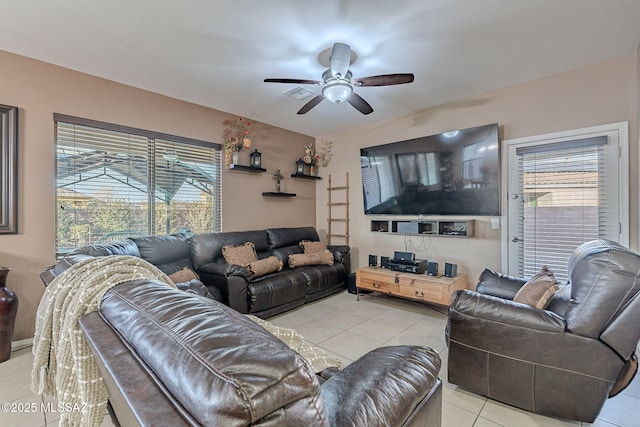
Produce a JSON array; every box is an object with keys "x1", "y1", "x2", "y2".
[{"x1": 446, "y1": 239, "x2": 640, "y2": 422}]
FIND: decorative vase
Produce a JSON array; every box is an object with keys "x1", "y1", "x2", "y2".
[
  {"x1": 232, "y1": 151, "x2": 239, "y2": 165},
  {"x1": 310, "y1": 165, "x2": 316, "y2": 176},
  {"x1": 0, "y1": 267, "x2": 18, "y2": 363}
]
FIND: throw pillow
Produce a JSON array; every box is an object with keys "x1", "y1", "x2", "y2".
[
  {"x1": 168, "y1": 267, "x2": 199, "y2": 284},
  {"x1": 247, "y1": 256, "x2": 283, "y2": 278},
  {"x1": 222, "y1": 242, "x2": 258, "y2": 266},
  {"x1": 300, "y1": 240, "x2": 328, "y2": 254},
  {"x1": 513, "y1": 266, "x2": 559, "y2": 309},
  {"x1": 289, "y1": 250, "x2": 334, "y2": 268}
]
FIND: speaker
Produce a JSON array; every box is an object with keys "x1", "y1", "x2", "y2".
[
  {"x1": 444, "y1": 262, "x2": 458, "y2": 278},
  {"x1": 381, "y1": 256, "x2": 390, "y2": 269},
  {"x1": 393, "y1": 251, "x2": 415, "y2": 261},
  {"x1": 368, "y1": 254, "x2": 378, "y2": 267},
  {"x1": 427, "y1": 261, "x2": 438, "y2": 276}
]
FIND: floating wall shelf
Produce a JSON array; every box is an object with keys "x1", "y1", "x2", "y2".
[
  {"x1": 370, "y1": 219, "x2": 476, "y2": 237},
  {"x1": 291, "y1": 173, "x2": 321, "y2": 180},
  {"x1": 229, "y1": 164, "x2": 267, "y2": 173},
  {"x1": 262, "y1": 192, "x2": 296, "y2": 198}
]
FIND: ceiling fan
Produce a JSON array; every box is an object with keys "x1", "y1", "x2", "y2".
[{"x1": 264, "y1": 43, "x2": 414, "y2": 115}]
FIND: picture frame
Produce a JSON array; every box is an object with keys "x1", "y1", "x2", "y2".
[{"x1": 0, "y1": 104, "x2": 18, "y2": 234}]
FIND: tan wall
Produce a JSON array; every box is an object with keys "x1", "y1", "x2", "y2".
[
  {"x1": 316, "y1": 53, "x2": 639, "y2": 289},
  {"x1": 0, "y1": 50, "x2": 314, "y2": 341}
]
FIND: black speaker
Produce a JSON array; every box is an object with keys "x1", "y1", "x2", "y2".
[
  {"x1": 381, "y1": 256, "x2": 390, "y2": 269},
  {"x1": 444, "y1": 262, "x2": 457, "y2": 278},
  {"x1": 427, "y1": 261, "x2": 438, "y2": 276},
  {"x1": 393, "y1": 251, "x2": 415, "y2": 261},
  {"x1": 368, "y1": 254, "x2": 378, "y2": 267}
]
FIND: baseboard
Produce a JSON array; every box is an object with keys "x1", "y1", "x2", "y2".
[{"x1": 11, "y1": 337, "x2": 33, "y2": 351}]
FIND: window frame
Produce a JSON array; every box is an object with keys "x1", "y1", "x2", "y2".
[
  {"x1": 54, "y1": 114, "x2": 222, "y2": 256},
  {"x1": 501, "y1": 122, "x2": 629, "y2": 275}
]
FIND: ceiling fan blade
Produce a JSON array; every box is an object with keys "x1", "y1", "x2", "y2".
[
  {"x1": 330, "y1": 43, "x2": 351, "y2": 78},
  {"x1": 347, "y1": 92, "x2": 373, "y2": 115},
  {"x1": 352, "y1": 73, "x2": 415, "y2": 87},
  {"x1": 264, "y1": 78, "x2": 321, "y2": 85},
  {"x1": 297, "y1": 94, "x2": 325, "y2": 114}
]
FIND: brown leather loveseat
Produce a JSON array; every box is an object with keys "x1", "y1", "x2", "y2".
[
  {"x1": 446, "y1": 239, "x2": 640, "y2": 422},
  {"x1": 80, "y1": 280, "x2": 443, "y2": 426}
]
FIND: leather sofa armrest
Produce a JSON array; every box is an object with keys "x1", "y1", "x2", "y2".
[
  {"x1": 475, "y1": 268, "x2": 527, "y2": 300},
  {"x1": 321, "y1": 346, "x2": 441, "y2": 427},
  {"x1": 450, "y1": 289, "x2": 566, "y2": 332},
  {"x1": 197, "y1": 262, "x2": 250, "y2": 313},
  {"x1": 327, "y1": 245, "x2": 350, "y2": 272},
  {"x1": 198, "y1": 261, "x2": 252, "y2": 278}
]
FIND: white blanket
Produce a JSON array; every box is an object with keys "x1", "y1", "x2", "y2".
[{"x1": 31, "y1": 255, "x2": 174, "y2": 427}]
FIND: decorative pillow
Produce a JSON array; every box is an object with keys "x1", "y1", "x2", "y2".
[
  {"x1": 289, "y1": 250, "x2": 334, "y2": 268},
  {"x1": 222, "y1": 242, "x2": 258, "y2": 266},
  {"x1": 300, "y1": 240, "x2": 328, "y2": 254},
  {"x1": 247, "y1": 256, "x2": 283, "y2": 278},
  {"x1": 168, "y1": 267, "x2": 199, "y2": 284},
  {"x1": 513, "y1": 266, "x2": 559, "y2": 309}
]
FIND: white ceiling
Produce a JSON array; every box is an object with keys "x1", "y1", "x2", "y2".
[{"x1": 1, "y1": 0, "x2": 640, "y2": 137}]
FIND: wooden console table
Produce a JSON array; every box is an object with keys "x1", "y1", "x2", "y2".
[{"x1": 356, "y1": 267, "x2": 468, "y2": 306}]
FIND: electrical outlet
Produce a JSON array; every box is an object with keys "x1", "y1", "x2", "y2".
[{"x1": 491, "y1": 218, "x2": 500, "y2": 229}]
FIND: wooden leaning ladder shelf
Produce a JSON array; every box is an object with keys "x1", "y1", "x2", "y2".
[{"x1": 327, "y1": 173, "x2": 350, "y2": 245}]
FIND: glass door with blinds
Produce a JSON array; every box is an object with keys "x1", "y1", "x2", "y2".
[
  {"x1": 504, "y1": 123, "x2": 628, "y2": 283},
  {"x1": 55, "y1": 115, "x2": 222, "y2": 256}
]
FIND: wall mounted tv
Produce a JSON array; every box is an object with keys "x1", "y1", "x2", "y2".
[{"x1": 360, "y1": 123, "x2": 500, "y2": 216}]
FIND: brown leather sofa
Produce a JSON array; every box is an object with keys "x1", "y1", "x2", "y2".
[
  {"x1": 80, "y1": 280, "x2": 443, "y2": 426},
  {"x1": 43, "y1": 226, "x2": 350, "y2": 318},
  {"x1": 446, "y1": 239, "x2": 640, "y2": 422}
]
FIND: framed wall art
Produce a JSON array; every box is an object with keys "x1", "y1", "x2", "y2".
[{"x1": 0, "y1": 104, "x2": 17, "y2": 234}]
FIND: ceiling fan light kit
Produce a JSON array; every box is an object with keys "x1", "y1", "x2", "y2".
[
  {"x1": 323, "y1": 83, "x2": 352, "y2": 104},
  {"x1": 264, "y1": 42, "x2": 414, "y2": 115}
]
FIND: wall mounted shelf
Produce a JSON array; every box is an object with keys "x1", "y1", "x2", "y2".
[
  {"x1": 262, "y1": 192, "x2": 296, "y2": 198},
  {"x1": 370, "y1": 219, "x2": 475, "y2": 237},
  {"x1": 291, "y1": 173, "x2": 321, "y2": 180},
  {"x1": 229, "y1": 164, "x2": 266, "y2": 173}
]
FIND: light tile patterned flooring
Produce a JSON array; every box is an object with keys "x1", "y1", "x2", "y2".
[{"x1": 1, "y1": 290, "x2": 639, "y2": 426}]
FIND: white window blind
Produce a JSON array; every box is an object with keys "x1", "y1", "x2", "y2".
[
  {"x1": 515, "y1": 136, "x2": 608, "y2": 282},
  {"x1": 55, "y1": 115, "x2": 221, "y2": 256}
]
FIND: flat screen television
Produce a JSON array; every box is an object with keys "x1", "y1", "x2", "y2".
[{"x1": 360, "y1": 123, "x2": 500, "y2": 216}]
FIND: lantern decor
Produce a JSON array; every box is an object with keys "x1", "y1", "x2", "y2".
[
  {"x1": 250, "y1": 149, "x2": 262, "y2": 169},
  {"x1": 295, "y1": 158, "x2": 306, "y2": 175}
]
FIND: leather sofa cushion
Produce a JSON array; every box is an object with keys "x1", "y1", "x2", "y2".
[
  {"x1": 132, "y1": 234, "x2": 192, "y2": 274},
  {"x1": 100, "y1": 281, "x2": 327, "y2": 426},
  {"x1": 272, "y1": 245, "x2": 303, "y2": 266},
  {"x1": 190, "y1": 230, "x2": 269, "y2": 270},
  {"x1": 302, "y1": 264, "x2": 346, "y2": 296},
  {"x1": 475, "y1": 268, "x2": 527, "y2": 299},
  {"x1": 249, "y1": 270, "x2": 308, "y2": 312},
  {"x1": 267, "y1": 227, "x2": 319, "y2": 249},
  {"x1": 70, "y1": 239, "x2": 141, "y2": 258}
]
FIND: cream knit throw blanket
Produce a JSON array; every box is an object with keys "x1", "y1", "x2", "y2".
[
  {"x1": 31, "y1": 255, "x2": 174, "y2": 427},
  {"x1": 246, "y1": 315, "x2": 342, "y2": 373}
]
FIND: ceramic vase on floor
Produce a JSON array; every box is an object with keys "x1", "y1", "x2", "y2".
[{"x1": 0, "y1": 267, "x2": 18, "y2": 363}]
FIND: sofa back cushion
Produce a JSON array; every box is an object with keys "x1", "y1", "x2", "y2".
[
  {"x1": 132, "y1": 233, "x2": 192, "y2": 274},
  {"x1": 267, "y1": 227, "x2": 319, "y2": 250},
  {"x1": 190, "y1": 230, "x2": 270, "y2": 270},
  {"x1": 100, "y1": 281, "x2": 327, "y2": 426},
  {"x1": 565, "y1": 240, "x2": 640, "y2": 344},
  {"x1": 69, "y1": 239, "x2": 141, "y2": 258}
]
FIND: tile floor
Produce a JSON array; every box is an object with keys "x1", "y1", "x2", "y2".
[{"x1": 1, "y1": 290, "x2": 638, "y2": 426}]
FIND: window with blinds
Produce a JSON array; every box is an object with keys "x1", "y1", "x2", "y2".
[
  {"x1": 515, "y1": 136, "x2": 609, "y2": 282},
  {"x1": 55, "y1": 115, "x2": 222, "y2": 256}
]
